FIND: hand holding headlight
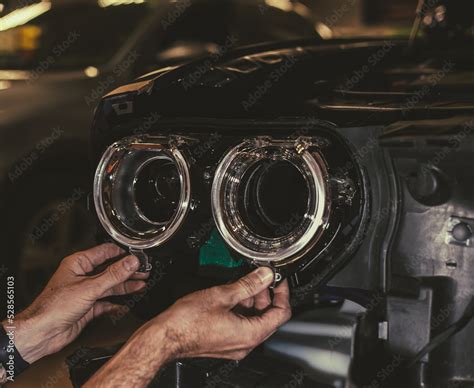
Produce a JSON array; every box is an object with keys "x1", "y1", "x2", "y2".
[
  {"x1": 85, "y1": 267, "x2": 291, "y2": 388},
  {"x1": 4, "y1": 243, "x2": 147, "y2": 364}
]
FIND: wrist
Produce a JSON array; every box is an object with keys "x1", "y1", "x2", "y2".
[
  {"x1": 125, "y1": 322, "x2": 172, "y2": 371},
  {"x1": 138, "y1": 319, "x2": 177, "y2": 365},
  {"x1": 0, "y1": 321, "x2": 30, "y2": 380},
  {"x1": 8, "y1": 310, "x2": 52, "y2": 364},
  {"x1": 86, "y1": 321, "x2": 173, "y2": 387}
]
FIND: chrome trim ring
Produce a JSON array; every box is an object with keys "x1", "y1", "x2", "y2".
[
  {"x1": 211, "y1": 138, "x2": 329, "y2": 264},
  {"x1": 93, "y1": 137, "x2": 191, "y2": 250}
]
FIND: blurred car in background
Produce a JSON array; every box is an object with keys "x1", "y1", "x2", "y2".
[{"x1": 0, "y1": 0, "x2": 320, "y2": 306}]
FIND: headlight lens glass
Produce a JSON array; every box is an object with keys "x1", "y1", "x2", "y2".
[
  {"x1": 94, "y1": 136, "x2": 191, "y2": 249},
  {"x1": 212, "y1": 138, "x2": 329, "y2": 264}
]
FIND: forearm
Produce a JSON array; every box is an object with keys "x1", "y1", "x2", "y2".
[{"x1": 85, "y1": 321, "x2": 174, "y2": 388}]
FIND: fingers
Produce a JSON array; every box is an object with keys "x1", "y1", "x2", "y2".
[
  {"x1": 93, "y1": 301, "x2": 129, "y2": 318},
  {"x1": 102, "y1": 280, "x2": 146, "y2": 297},
  {"x1": 272, "y1": 280, "x2": 291, "y2": 310},
  {"x1": 237, "y1": 289, "x2": 270, "y2": 315},
  {"x1": 239, "y1": 297, "x2": 255, "y2": 309},
  {"x1": 67, "y1": 243, "x2": 126, "y2": 274},
  {"x1": 90, "y1": 255, "x2": 141, "y2": 297},
  {"x1": 79, "y1": 301, "x2": 129, "y2": 329},
  {"x1": 254, "y1": 289, "x2": 271, "y2": 311},
  {"x1": 130, "y1": 271, "x2": 150, "y2": 280},
  {"x1": 223, "y1": 267, "x2": 274, "y2": 307},
  {"x1": 256, "y1": 280, "x2": 291, "y2": 328}
]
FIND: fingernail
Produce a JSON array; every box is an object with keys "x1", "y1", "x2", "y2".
[
  {"x1": 255, "y1": 267, "x2": 274, "y2": 284},
  {"x1": 123, "y1": 256, "x2": 139, "y2": 272}
]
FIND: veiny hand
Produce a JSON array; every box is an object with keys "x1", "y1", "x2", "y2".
[
  {"x1": 145, "y1": 266, "x2": 291, "y2": 360},
  {"x1": 86, "y1": 267, "x2": 291, "y2": 387},
  {"x1": 8, "y1": 243, "x2": 148, "y2": 363}
]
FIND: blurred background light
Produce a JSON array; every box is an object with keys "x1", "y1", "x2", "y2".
[
  {"x1": 265, "y1": 0, "x2": 293, "y2": 12},
  {"x1": 0, "y1": 1, "x2": 51, "y2": 32},
  {"x1": 84, "y1": 66, "x2": 99, "y2": 77},
  {"x1": 0, "y1": 70, "x2": 30, "y2": 80},
  {"x1": 98, "y1": 0, "x2": 144, "y2": 8},
  {"x1": 315, "y1": 22, "x2": 333, "y2": 39},
  {"x1": 0, "y1": 80, "x2": 12, "y2": 90}
]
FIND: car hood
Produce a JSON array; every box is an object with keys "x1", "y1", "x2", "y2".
[{"x1": 95, "y1": 37, "x2": 473, "y2": 129}]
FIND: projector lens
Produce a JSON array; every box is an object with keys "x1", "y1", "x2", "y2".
[
  {"x1": 211, "y1": 137, "x2": 330, "y2": 265},
  {"x1": 134, "y1": 157, "x2": 181, "y2": 224},
  {"x1": 94, "y1": 136, "x2": 191, "y2": 249},
  {"x1": 237, "y1": 159, "x2": 309, "y2": 239}
]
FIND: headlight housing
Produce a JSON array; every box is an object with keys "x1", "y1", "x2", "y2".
[{"x1": 93, "y1": 127, "x2": 366, "y2": 286}]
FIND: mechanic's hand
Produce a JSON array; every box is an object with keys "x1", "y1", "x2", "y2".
[
  {"x1": 85, "y1": 267, "x2": 291, "y2": 387},
  {"x1": 149, "y1": 267, "x2": 291, "y2": 360},
  {"x1": 9, "y1": 243, "x2": 148, "y2": 363}
]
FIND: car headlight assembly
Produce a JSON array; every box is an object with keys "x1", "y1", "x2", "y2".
[
  {"x1": 94, "y1": 135, "x2": 198, "y2": 253},
  {"x1": 94, "y1": 130, "x2": 366, "y2": 283},
  {"x1": 211, "y1": 135, "x2": 364, "y2": 281},
  {"x1": 212, "y1": 137, "x2": 330, "y2": 266}
]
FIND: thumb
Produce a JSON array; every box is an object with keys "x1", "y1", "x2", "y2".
[
  {"x1": 224, "y1": 267, "x2": 274, "y2": 307},
  {"x1": 92, "y1": 255, "x2": 141, "y2": 297}
]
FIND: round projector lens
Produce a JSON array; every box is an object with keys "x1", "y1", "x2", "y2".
[
  {"x1": 211, "y1": 138, "x2": 330, "y2": 264},
  {"x1": 134, "y1": 157, "x2": 181, "y2": 224},
  {"x1": 94, "y1": 136, "x2": 191, "y2": 249},
  {"x1": 237, "y1": 159, "x2": 309, "y2": 239}
]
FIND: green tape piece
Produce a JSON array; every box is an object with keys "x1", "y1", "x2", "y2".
[{"x1": 199, "y1": 229, "x2": 244, "y2": 268}]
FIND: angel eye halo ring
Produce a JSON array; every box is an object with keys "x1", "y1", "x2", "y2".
[
  {"x1": 93, "y1": 136, "x2": 192, "y2": 250},
  {"x1": 211, "y1": 137, "x2": 330, "y2": 266}
]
